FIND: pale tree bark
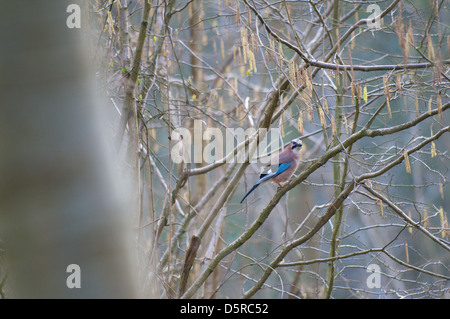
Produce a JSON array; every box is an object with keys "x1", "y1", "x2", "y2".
[
  {"x1": 0, "y1": 1, "x2": 136, "y2": 298},
  {"x1": 189, "y1": 0, "x2": 208, "y2": 206},
  {"x1": 117, "y1": 0, "x2": 131, "y2": 66}
]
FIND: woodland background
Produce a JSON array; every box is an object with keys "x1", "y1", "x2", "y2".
[{"x1": 0, "y1": 0, "x2": 449, "y2": 298}]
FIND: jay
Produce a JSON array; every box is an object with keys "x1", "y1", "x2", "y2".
[{"x1": 240, "y1": 138, "x2": 302, "y2": 203}]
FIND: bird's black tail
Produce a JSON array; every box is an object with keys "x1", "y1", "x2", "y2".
[{"x1": 240, "y1": 183, "x2": 261, "y2": 203}]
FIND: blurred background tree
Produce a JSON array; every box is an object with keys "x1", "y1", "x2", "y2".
[{"x1": 0, "y1": 0, "x2": 136, "y2": 298}]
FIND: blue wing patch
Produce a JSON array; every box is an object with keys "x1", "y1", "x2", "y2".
[
  {"x1": 241, "y1": 162, "x2": 293, "y2": 203},
  {"x1": 274, "y1": 162, "x2": 292, "y2": 176},
  {"x1": 256, "y1": 162, "x2": 292, "y2": 185}
]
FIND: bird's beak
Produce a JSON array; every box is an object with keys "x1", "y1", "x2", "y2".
[{"x1": 292, "y1": 139, "x2": 302, "y2": 149}]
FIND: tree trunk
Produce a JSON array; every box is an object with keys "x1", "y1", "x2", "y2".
[{"x1": 0, "y1": 0, "x2": 136, "y2": 298}]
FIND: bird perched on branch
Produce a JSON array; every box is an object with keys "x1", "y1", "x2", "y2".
[{"x1": 240, "y1": 138, "x2": 302, "y2": 203}]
